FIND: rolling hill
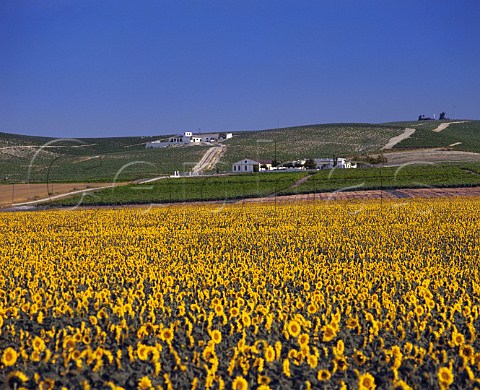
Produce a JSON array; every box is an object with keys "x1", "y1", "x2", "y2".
[{"x1": 1, "y1": 120, "x2": 480, "y2": 184}]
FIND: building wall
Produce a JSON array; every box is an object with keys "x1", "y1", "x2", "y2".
[{"x1": 232, "y1": 159, "x2": 260, "y2": 173}]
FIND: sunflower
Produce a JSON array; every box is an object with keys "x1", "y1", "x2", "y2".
[
  {"x1": 438, "y1": 367, "x2": 454, "y2": 386},
  {"x1": 2, "y1": 347, "x2": 18, "y2": 366},
  {"x1": 39, "y1": 379, "x2": 55, "y2": 390},
  {"x1": 287, "y1": 320, "x2": 301, "y2": 338},
  {"x1": 137, "y1": 376, "x2": 152, "y2": 390},
  {"x1": 452, "y1": 331, "x2": 465, "y2": 347},
  {"x1": 335, "y1": 356, "x2": 348, "y2": 371},
  {"x1": 6, "y1": 371, "x2": 29, "y2": 388},
  {"x1": 393, "y1": 380, "x2": 413, "y2": 390},
  {"x1": 307, "y1": 304, "x2": 317, "y2": 314},
  {"x1": 358, "y1": 373, "x2": 376, "y2": 390},
  {"x1": 137, "y1": 343, "x2": 149, "y2": 361},
  {"x1": 241, "y1": 313, "x2": 252, "y2": 327},
  {"x1": 32, "y1": 336, "x2": 46, "y2": 352},
  {"x1": 346, "y1": 317, "x2": 359, "y2": 329},
  {"x1": 30, "y1": 349, "x2": 41, "y2": 362},
  {"x1": 257, "y1": 375, "x2": 271, "y2": 385},
  {"x1": 73, "y1": 333, "x2": 82, "y2": 343},
  {"x1": 202, "y1": 345, "x2": 215, "y2": 362},
  {"x1": 317, "y1": 369, "x2": 331, "y2": 381},
  {"x1": 321, "y1": 324, "x2": 337, "y2": 342},
  {"x1": 474, "y1": 352, "x2": 480, "y2": 367},
  {"x1": 214, "y1": 304, "x2": 224, "y2": 316},
  {"x1": 282, "y1": 359, "x2": 291, "y2": 377},
  {"x1": 230, "y1": 307, "x2": 240, "y2": 317},
  {"x1": 265, "y1": 346, "x2": 275, "y2": 363},
  {"x1": 232, "y1": 376, "x2": 248, "y2": 390},
  {"x1": 210, "y1": 329, "x2": 222, "y2": 345},
  {"x1": 298, "y1": 333, "x2": 309, "y2": 346},
  {"x1": 459, "y1": 344, "x2": 474, "y2": 362},
  {"x1": 160, "y1": 328, "x2": 174, "y2": 342},
  {"x1": 414, "y1": 305, "x2": 424, "y2": 316},
  {"x1": 307, "y1": 354, "x2": 318, "y2": 369},
  {"x1": 335, "y1": 339, "x2": 345, "y2": 355}
]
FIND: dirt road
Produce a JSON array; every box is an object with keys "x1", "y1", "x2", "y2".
[
  {"x1": 382, "y1": 128, "x2": 416, "y2": 150},
  {"x1": 191, "y1": 145, "x2": 225, "y2": 174},
  {"x1": 432, "y1": 121, "x2": 468, "y2": 132}
]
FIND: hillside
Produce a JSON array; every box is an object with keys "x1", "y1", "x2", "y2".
[
  {"x1": 1, "y1": 120, "x2": 480, "y2": 183},
  {"x1": 218, "y1": 123, "x2": 404, "y2": 170}
]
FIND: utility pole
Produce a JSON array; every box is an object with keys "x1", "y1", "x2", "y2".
[
  {"x1": 453, "y1": 105, "x2": 456, "y2": 120},
  {"x1": 274, "y1": 141, "x2": 277, "y2": 166}
]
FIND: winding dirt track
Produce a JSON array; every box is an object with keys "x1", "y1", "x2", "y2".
[
  {"x1": 382, "y1": 128, "x2": 416, "y2": 150},
  {"x1": 191, "y1": 145, "x2": 225, "y2": 174}
]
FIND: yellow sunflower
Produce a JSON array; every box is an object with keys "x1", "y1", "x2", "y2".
[
  {"x1": 232, "y1": 375, "x2": 248, "y2": 390},
  {"x1": 137, "y1": 344, "x2": 149, "y2": 361},
  {"x1": 358, "y1": 372, "x2": 376, "y2": 390},
  {"x1": 32, "y1": 336, "x2": 46, "y2": 352},
  {"x1": 452, "y1": 331, "x2": 465, "y2": 347},
  {"x1": 438, "y1": 367, "x2": 454, "y2": 386},
  {"x1": 287, "y1": 320, "x2": 301, "y2": 338},
  {"x1": 137, "y1": 376, "x2": 152, "y2": 390},
  {"x1": 321, "y1": 324, "x2": 337, "y2": 342},
  {"x1": 298, "y1": 333, "x2": 309, "y2": 346},
  {"x1": 265, "y1": 346, "x2": 276, "y2": 363},
  {"x1": 160, "y1": 328, "x2": 174, "y2": 343},
  {"x1": 317, "y1": 369, "x2": 331, "y2": 381},
  {"x1": 2, "y1": 347, "x2": 18, "y2": 366},
  {"x1": 459, "y1": 344, "x2": 474, "y2": 362},
  {"x1": 210, "y1": 329, "x2": 222, "y2": 345},
  {"x1": 392, "y1": 380, "x2": 413, "y2": 390},
  {"x1": 6, "y1": 371, "x2": 29, "y2": 388}
]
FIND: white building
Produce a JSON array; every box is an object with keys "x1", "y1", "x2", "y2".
[
  {"x1": 146, "y1": 131, "x2": 232, "y2": 148},
  {"x1": 314, "y1": 158, "x2": 357, "y2": 169},
  {"x1": 232, "y1": 159, "x2": 273, "y2": 173}
]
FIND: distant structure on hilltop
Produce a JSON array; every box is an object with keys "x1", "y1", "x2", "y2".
[
  {"x1": 418, "y1": 112, "x2": 447, "y2": 121},
  {"x1": 146, "y1": 131, "x2": 232, "y2": 148}
]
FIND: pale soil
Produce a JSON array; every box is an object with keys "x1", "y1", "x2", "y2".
[
  {"x1": 382, "y1": 128, "x2": 416, "y2": 150},
  {"x1": 191, "y1": 145, "x2": 226, "y2": 174},
  {"x1": 432, "y1": 121, "x2": 468, "y2": 132},
  {"x1": 238, "y1": 186, "x2": 480, "y2": 204},
  {"x1": 0, "y1": 183, "x2": 115, "y2": 207},
  {"x1": 382, "y1": 148, "x2": 480, "y2": 166}
]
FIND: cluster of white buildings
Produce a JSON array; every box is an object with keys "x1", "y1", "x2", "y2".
[
  {"x1": 232, "y1": 157, "x2": 357, "y2": 173},
  {"x1": 146, "y1": 131, "x2": 232, "y2": 148}
]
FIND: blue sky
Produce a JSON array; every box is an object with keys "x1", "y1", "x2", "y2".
[{"x1": 1, "y1": 1, "x2": 479, "y2": 138}]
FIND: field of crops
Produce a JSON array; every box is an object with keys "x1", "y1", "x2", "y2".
[{"x1": 1, "y1": 198, "x2": 480, "y2": 389}]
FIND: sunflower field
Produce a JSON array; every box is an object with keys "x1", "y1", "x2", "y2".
[{"x1": 1, "y1": 197, "x2": 480, "y2": 389}]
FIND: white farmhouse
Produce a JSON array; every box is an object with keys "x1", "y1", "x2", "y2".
[
  {"x1": 314, "y1": 158, "x2": 357, "y2": 169},
  {"x1": 146, "y1": 131, "x2": 232, "y2": 148},
  {"x1": 232, "y1": 159, "x2": 273, "y2": 173}
]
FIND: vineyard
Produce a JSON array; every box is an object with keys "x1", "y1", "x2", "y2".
[{"x1": 1, "y1": 198, "x2": 480, "y2": 389}]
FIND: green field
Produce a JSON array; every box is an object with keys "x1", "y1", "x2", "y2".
[
  {"x1": 47, "y1": 162, "x2": 480, "y2": 207},
  {"x1": 50, "y1": 172, "x2": 309, "y2": 206},
  {"x1": 282, "y1": 162, "x2": 480, "y2": 195},
  {"x1": 385, "y1": 120, "x2": 480, "y2": 152}
]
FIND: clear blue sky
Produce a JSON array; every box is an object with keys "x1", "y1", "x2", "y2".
[{"x1": 1, "y1": 0, "x2": 479, "y2": 138}]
